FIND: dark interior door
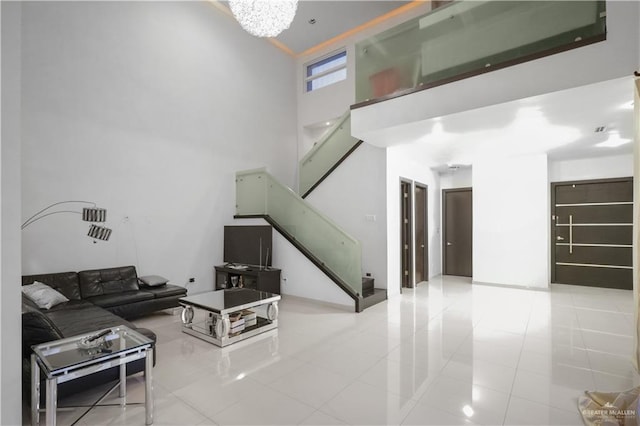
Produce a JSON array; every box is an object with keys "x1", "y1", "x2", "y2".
[
  {"x1": 552, "y1": 178, "x2": 633, "y2": 290},
  {"x1": 443, "y1": 188, "x2": 472, "y2": 277},
  {"x1": 415, "y1": 184, "x2": 428, "y2": 284},
  {"x1": 401, "y1": 180, "x2": 413, "y2": 288}
]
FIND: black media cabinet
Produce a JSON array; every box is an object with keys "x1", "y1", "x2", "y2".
[{"x1": 214, "y1": 265, "x2": 281, "y2": 294}]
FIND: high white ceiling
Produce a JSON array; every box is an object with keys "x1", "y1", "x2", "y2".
[
  {"x1": 275, "y1": 1, "x2": 410, "y2": 54},
  {"x1": 376, "y1": 77, "x2": 635, "y2": 171},
  {"x1": 221, "y1": 1, "x2": 635, "y2": 170}
]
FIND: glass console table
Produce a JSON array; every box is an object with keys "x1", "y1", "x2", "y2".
[
  {"x1": 179, "y1": 288, "x2": 280, "y2": 347},
  {"x1": 30, "y1": 325, "x2": 154, "y2": 426}
]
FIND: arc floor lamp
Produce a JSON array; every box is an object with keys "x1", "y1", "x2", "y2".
[{"x1": 21, "y1": 200, "x2": 112, "y2": 241}]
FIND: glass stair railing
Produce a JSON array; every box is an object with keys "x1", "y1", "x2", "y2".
[
  {"x1": 354, "y1": 0, "x2": 606, "y2": 106},
  {"x1": 235, "y1": 168, "x2": 363, "y2": 306},
  {"x1": 299, "y1": 111, "x2": 362, "y2": 198}
]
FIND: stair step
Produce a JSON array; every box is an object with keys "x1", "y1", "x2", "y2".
[
  {"x1": 362, "y1": 277, "x2": 374, "y2": 297},
  {"x1": 362, "y1": 288, "x2": 387, "y2": 310}
]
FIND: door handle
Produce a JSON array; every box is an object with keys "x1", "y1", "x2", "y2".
[
  {"x1": 446, "y1": 242, "x2": 452, "y2": 246},
  {"x1": 569, "y1": 214, "x2": 573, "y2": 254},
  {"x1": 421, "y1": 244, "x2": 425, "y2": 248},
  {"x1": 556, "y1": 236, "x2": 565, "y2": 241}
]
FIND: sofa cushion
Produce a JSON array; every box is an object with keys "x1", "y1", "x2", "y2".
[
  {"x1": 138, "y1": 275, "x2": 169, "y2": 287},
  {"x1": 44, "y1": 303, "x2": 138, "y2": 337},
  {"x1": 86, "y1": 291, "x2": 154, "y2": 309},
  {"x1": 22, "y1": 281, "x2": 69, "y2": 310},
  {"x1": 143, "y1": 284, "x2": 187, "y2": 299},
  {"x1": 45, "y1": 300, "x2": 95, "y2": 312},
  {"x1": 79, "y1": 266, "x2": 139, "y2": 298},
  {"x1": 22, "y1": 271, "x2": 82, "y2": 301},
  {"x1": 22, "y1": 301, "x2": 63, "y2": 357}
]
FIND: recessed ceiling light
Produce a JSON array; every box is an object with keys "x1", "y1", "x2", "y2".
[
  {"x1": 621, "y1": 101, "x2": 634, "y2": 110},
  {"x1": 596, "y1": 132, "x2": 632, "y2": 148},
  {"x1": 325, "y1": 121, "x2": 331, "y2": 126}
]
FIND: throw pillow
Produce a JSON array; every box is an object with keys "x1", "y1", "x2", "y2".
[
  {"x1": 22, "y1": 281, "x2": 69, "y2": 310},
  {"x1": 138, "y1": 275, "x2": 168, "y2": 287}
]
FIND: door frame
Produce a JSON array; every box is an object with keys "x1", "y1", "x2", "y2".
[
  {"x1": 414, "y1": 182, "x2": 429, "y2": 284},
  {"x1": 400, "y1": 178, "x2": 413, "y2": 292},
  {"x1": 442, "y1": 187, "x2": 473, "y2": 276},
  {"x1": 550, "y1": 176, "x2": 634, "y2": 284}
]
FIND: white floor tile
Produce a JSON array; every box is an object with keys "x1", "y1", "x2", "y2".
[
  {"x1": 402, "y1": 403, "x2": 477, "y2": 425},
  {"x1": 299, "y1": 410, "x2": 347, "y2": 425},
  {"x1": 416, "y1": 375, "x2": 510, "y2": 425},
  {"x1": 581, "y1": 330, "x2": 634, "y2": 355},
  {"x1": 24, "y1": 277, "x2": 636, "y2": 426},
  {"x1": 357, "y1": 357, "x2": 436, "y2": 400},
  {"x1": 504, "y1": 395, "x2": 583, "y2": 425},
  {"x1": 320, "y1": 381, "x2": 417, "y2": 425},
  {"x1": 511, "y1": 369, "x2": 588, "y2": 412},
  {"x1": 211, "y1": 388, "x2": 315, "y2": 425},
  {"x1": 440, "y1": 356, "x2": 517, "y2": 394},
  {"x1": 270, "y1": 363, "x2": 351, "y2": 408}
]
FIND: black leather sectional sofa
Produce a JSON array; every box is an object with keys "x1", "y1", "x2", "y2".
[{"x1": 21, "y1": 265, "x2": 187, "y2": 402}]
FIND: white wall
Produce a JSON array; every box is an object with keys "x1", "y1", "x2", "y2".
[
  {"x1": 1, "y1": 2, "x2": 23, "y2": 423},
  {"x1": 548, "y1": 154, "x2": 633, "y2": 182},
  {"x1": 296, "y1": 3, "x2": 432, "y2": 158},
  {"x1": 224, "y1": 217, "x2": 354, "y2": 308},
  {"x1": 274, "y1": 232, "x2": 354, "y2": 309},
  {"x1": 387, "y1": 144, "x2": 441, "y2": 296},
  {"x1": 305, "y1": 143, "x2": 387, "y2": 290},
  {"x1": 440, "y1": 167, "x2": 472, "y2": 190},
  {"x1": 473, "y1": 154, "x2": 549, "y2": 288},
  {"x1": 352, "y1": 1, "x2": 640, "y2": 141},
  {"x1": 20, "y1": 2, "x2": 297, "y2": 294}
]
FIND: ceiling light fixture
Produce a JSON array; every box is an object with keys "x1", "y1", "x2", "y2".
[
  {"x1": 229, "y1": 0, "x2": 298, "y2": 38},
  {"x1": 596, "y1": 132, "x2": 632, "y2": 148}
]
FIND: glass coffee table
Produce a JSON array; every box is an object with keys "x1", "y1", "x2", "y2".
[
  {"x1": 30, "y1": 325, "x2": 154, "y2": 426},
  {"x1": 179, "y1": 288, "x2": 280, "y2": 347}
]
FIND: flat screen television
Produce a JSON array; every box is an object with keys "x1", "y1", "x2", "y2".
[{"x1": 223, "y1": 225, "x2": 273, "y2": 267}]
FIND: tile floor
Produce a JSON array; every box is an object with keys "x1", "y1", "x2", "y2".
[{"x1": 29, "y1": 276, "x2": 638, "y2": 425}]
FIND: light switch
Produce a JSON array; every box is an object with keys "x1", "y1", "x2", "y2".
[{"x1": 365, "y1": 214, "x2": 376, "y2": 222}]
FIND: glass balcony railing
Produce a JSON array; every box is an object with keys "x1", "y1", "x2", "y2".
[
  {"x1": 354, "y1": 1, "x2": 606, "y2": 105},
  {"x1": 299, "y1": 111, "x2": 361, "y2": 198},
  {"x1": 236, "y1": 168, "x2": 363, "y2": 297}
]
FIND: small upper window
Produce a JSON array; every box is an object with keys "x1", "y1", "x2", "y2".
[{"x1": 305, "y1": 50, "x2": 347, "y2": 92}]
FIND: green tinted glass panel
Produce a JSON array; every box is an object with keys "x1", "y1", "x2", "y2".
[
  {"x1": 236, "y1": 169, "x2": 362, "y2": 296},
  {"x1": 355, "y1": 1, "x2": 606, "y2": 103},
  {"x1": 299, "y1": 112, "x2": 360, "y2": 197}
]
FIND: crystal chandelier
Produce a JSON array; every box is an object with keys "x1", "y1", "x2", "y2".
[{"x1": 229, "y1": 0, "x2": 298, "y2": 38}]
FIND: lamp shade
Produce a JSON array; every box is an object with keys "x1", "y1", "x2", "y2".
[
  {"x1": 88, "y1": 224, "x2": 112, "y2": 241},
  {"x1": 82, "y1": 207, "x2": 107, "y2": 222}
]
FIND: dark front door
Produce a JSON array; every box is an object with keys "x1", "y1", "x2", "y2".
[
  {"x1": 552, "y1": 178, "x2": 633, "y2": 290},
  {"x1": 415, "y1": 184, "x2": 428, "y2": 283},
  {"x1": 401, "y1": 180, "x2": 413, "y2": 288},
  {"x1": 443, "y1": 188, "x2": 472, "y2": 277}
]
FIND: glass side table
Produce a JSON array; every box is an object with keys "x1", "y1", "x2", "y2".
[{"x1": 30, "y1": 325, "x2": 154, "y2": 426}]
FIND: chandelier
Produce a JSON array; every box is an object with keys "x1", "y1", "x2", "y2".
[{"x1": 229, "y1": 0, "x2": 298, "y2": 38}]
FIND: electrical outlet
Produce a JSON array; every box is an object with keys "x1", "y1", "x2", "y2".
[
  {"x1": 366, "y1": 273, "x2": 371, "y2": 277},
  {"x1": 188, "y1": 277, "x2": 195, "y2": 283}
]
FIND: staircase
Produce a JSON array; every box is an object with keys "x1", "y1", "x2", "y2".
[
  {"x1": 299, "y1": 111, "x2": 363, "y2": 199},
  {"x1": 235, "y1": 168, "x2": 386, "y2": 312},
  {"x1": 235, "y1": 111, "x2": 386, "y2": 312}
]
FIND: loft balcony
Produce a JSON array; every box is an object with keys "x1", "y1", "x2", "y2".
[
  {"x1": 351, "y1": 0, "x2": 638, "y2": 146},
  {"x1": 352, "y1": 1, "x2": 606, "y2": 109}
]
